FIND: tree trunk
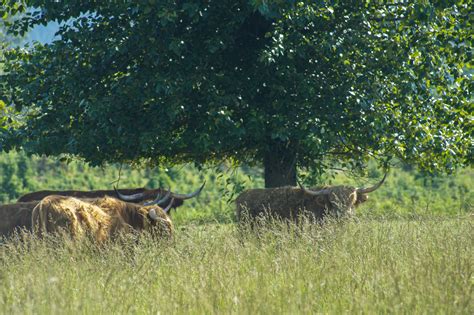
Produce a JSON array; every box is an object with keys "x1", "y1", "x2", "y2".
[{"x1": 264, "y1": 142, "x2": 297, "y2": 188}]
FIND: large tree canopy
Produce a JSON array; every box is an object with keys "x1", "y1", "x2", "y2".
[{"x1": 0, "y1": 1, "x2": 472, "y2": 187}]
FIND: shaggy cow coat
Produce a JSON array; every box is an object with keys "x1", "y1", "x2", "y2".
[
  {"x1": 235, "y1": 185, "x2": 368, "y2": 222},
  {"x1": 32, "y1": 196, "x2": 173, "y2": 241}
]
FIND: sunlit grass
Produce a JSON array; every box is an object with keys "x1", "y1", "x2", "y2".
[{"x1": 1, "y1": 214, "x2": 472, "y2": 314}]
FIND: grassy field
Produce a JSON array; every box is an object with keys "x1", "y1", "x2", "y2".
[
  {"x1": 1, "y1": 152, "x2": 473, "y2": 313},
  {"x1": 1, "y1": 215, "x2": 472, "y2": 314}
]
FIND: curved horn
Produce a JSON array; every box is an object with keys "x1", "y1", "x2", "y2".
[
  {"x1": 356, "y1": 173, "x2": 387, "y2": 194},
  {"x1": 144, "y1": 188, "x2": 171, "y2": 206},
  {"x1": 162, "y1": 197, "x2": 175, "y2": 214},
  {"x1": 170, "y1": 181, "x2": 206, "y2": 200},
  {"x1": 114, "y1": 186, "x2": 146, "y2": 201},
  {"x1": 297, "y1": 180, "x2": 332, "y2": 196}
]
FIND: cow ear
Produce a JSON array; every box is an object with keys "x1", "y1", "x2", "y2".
[{"x1": 148, "y1": 208, "x2": 160, "y2": 222}]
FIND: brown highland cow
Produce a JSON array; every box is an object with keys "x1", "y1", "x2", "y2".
[
  {"x1": 236, "y1": 174, "x2": 386, "y2": 221},
  {"x1": 32, "y1": 195, "x2": 174, "y2": 242}
]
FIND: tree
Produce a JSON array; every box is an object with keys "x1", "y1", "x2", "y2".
[
  {"x1": 0, "y1": 1, "x2": 472, "y2": 187},
  {"x1": 1, "y1": 5, "x2": 25, "y2": 143}
]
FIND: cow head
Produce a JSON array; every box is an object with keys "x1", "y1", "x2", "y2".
[
  {"x1": 90, "y1": 195, "x2": 175, "y2": 238},
  {"x1": 298, "y1": 173, "x2": 387, "y2": 216},
  {"x1": 114, "y1": 182, "x2": 205, "y2": 210}
]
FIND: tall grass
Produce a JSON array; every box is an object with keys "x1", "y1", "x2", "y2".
[
  {"x1": 1, "y1": 215, "x2": 472, "y2": 314},
  {"x1": 1, "y1": 151, "x2": 472, "y2": 313}
]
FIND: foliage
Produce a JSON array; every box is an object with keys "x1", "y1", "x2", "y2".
[
  {"x1": 0, "y1": 1, "x2": 471, "y2": 187},
  {"x1": 0, "y1": 100, "x2": 6, "y2": 130},
  {"x1": 0, "y1": 14, "x2": 24, "y2": 148},
  {"x1": 1, "y1": 217, "x2": 472, "y2": 313}
]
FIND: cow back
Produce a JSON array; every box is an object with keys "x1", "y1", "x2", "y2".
[
  {"x1": 236, "y1": 186, "x2": 357, "y2": 221},
  {"x1": 32, "y1": 196, "x2": 112, "y2": 241},
  {"x1": 18, "y1": 188, "x2": 147, "y2": 202}
]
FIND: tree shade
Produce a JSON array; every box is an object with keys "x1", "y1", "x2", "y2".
[{"x1": 0, "y1": 1, "x2": 472, "y2": 187}]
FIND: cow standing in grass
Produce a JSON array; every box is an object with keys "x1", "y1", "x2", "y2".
[{"x1": 236, "y1": 174, "x2": 387, "y2": 221}]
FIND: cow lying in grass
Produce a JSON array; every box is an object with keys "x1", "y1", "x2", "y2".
[
  {"x1": 1, "y1": 183, "x2": 204, "y2": 238},
  {"x1": 32, "y1": 196, "x2": 174, "y2": 242},
  {"x1": 236, "y1": 174, "x2": 387, "y2": 221}
]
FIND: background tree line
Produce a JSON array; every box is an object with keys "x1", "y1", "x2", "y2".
[{"x1": 0, "y1": 151, "x2": 471, "y2": 224}]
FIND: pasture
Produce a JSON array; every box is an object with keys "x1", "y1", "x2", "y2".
[
  {"x1": 1, "y1": 2, "x2": 472, "y2": 313},
  {"x1": 0, "y1": 153, "x2": 473, "y2": 314},
  {"x1": 1, "y1": 215, "x2": 472, "y2": 314}
]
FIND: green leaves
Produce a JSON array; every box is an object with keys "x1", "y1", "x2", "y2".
[
  {"x1": 0, "y1": 100, "x2": 6, "y2": 130},
  {"x1": 0, "y1": 0, "x2": 472, "y2": 176}
]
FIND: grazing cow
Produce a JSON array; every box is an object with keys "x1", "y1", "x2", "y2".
[
  {"x1": 0, "y1": 201, "x2": 38, "y2": 237},
  {"x1": 32, "y1": 195, "x2": 174, "y2": 242},
  {"x1": 236, "y1": 174, "x2": 387, "y2": 221},
  {"x1": 18, "y1": 182, "x2": 206, "y2": 210}
]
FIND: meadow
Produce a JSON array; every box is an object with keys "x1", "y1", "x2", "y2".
[
  {"x1": 0, "y1": 216, "x2": 472, "y2": 314},
  {"x1": 1, "y1": 2, "x2": 471, "y2": 313},
  {"x1": 0, "y1": 151, "x2": 473, "y2": 314}
]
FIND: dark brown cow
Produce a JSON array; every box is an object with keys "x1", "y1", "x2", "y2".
[
  {"x1": 113, "y1": 182, "x2": 205, "y2": 209},
  {"x1": 17, "y1": 183, "x2": 205, "y2": 210},
  {"x1": 32, "y1": 195, "x2": 174, "y2": 241},
  {"x1": 0, "y1": 201, "x2": 38, "y2": 237},
  {"x1": 18, "y1": 188, "x2": 147, "y2": 202},
  {"x1": 236, "y1": 174, "x2": 387, "y2": 221}
]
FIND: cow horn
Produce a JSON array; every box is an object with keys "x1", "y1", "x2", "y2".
[
  {"x1": 163, "y1": 197, "x2": 175, "y2": 214},
  {"x1": 114, "y1": 186, "x2": 146, "y2": 201},
  {"x1": 144, "y1": 188, "x2": 171, "y2": 206},
  {"x1": 297, "y1": 180, "x2": 332, "y2": 195},
  {"x1": 170, "y1": 181, "x2": 206, "y2": 200},
  {"x1": 148, "y1": 200, "x2": 174, "y2": 222},
  {"x1": 356, "y1": 173, "x2": 387, "y2": 194}
]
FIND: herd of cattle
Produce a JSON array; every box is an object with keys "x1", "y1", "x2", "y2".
[
  {"x1": 0, "y1": 184, "x2": 205, "y2": 242},
  {"x1": 0, "y1": 174, "x2": 386, "y2": 242}
]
